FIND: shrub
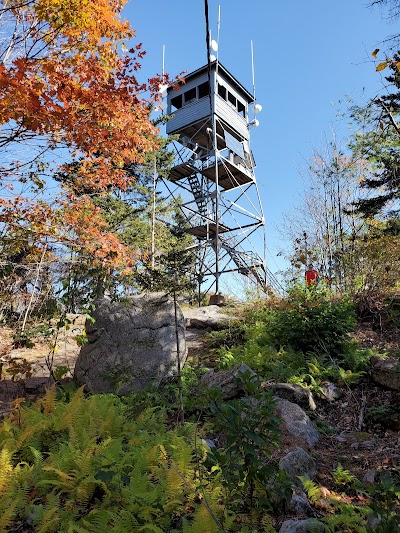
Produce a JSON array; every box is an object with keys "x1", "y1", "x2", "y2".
[{"x1": 261, "y1": 285, "x2": 356, "y2": 358}]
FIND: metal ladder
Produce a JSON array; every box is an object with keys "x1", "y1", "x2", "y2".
[{"x1": 187, "y1": 174, "x2": 207, "y2": 216}]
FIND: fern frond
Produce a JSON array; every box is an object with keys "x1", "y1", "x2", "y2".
[
  {"x1": 29, "y1": 445, "x2": 44, "y2": 465},
  {"x1": 138, "y1": 525, "x2": 165, "y2": 532},
  {"x1": 36, "y1": 506, "x2": 60, "y2": 533},
  {"x1": 190, "y1": 504, "x2": 223, "y2": 533},
  {"x1": 0, "y1": 498, "x2": 18, "y2": 532},
  {"x1": 36, "y1": 385, "x2": 57, "y2": 415},
  {"x1": 0, "y1": 448, "x2": 14, "y2": 494},
  {"x1": 299, "y1": 476, "x2": 321, "y2": 505},
  {"x1": 15, "y1": 424, "x2": 41, "y2": 453},
  {"x1": 166, "y1": 466, "x2": 185, "y2": 493},
  {"x1": 42, "y1": 465, "x2": 74, "y2": 482},
  {"x1": 323, "y1": 502, "x2": 369, "y2": 533},
  {"x1": 75, "y1": 477, "x2": 106, "y2": 504}
]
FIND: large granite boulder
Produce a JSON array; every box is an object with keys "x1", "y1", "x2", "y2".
[
  {"x1": 370, "y1": 355, "x2": 400, "y2": 391},
  {"x1": 74, "y1": 294, "x2": 187, "y2": 394},
  {"x1": 184, "y1": 305, "x2": 237, "y2": 329}
]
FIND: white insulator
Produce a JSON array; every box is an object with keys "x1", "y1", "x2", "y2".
[
  {"x1": 210, "y1": 54, "x2": 217, "y2": 62},
  {"x1": 159, "y1": 83, "x2": 169, "y2": 94},
  {"x1": 211, "y1": 39, "x2": 218, "y2": 52},
  {"x1": 253, "y1": 103, "x2": 263, "y2": 114}
]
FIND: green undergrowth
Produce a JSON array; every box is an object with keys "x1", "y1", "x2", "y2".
[
  {"x1": 300, "y1": 468, "x2": 400, "y2": 533},
  {"x1": 209, "y1": 285, "x2": 378, "y2": 392},
  {"x1": 1, "y1": 286, "x2": 397, "y2": 532},
  {"x1": 0, "y1": 382, "x2": 289, "y2": 533}
]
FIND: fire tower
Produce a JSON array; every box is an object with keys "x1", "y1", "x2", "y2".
[{"x1": 161, "y1": 60, "x2": 281, "y2": 297}]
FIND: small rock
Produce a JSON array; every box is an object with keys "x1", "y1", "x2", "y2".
[
  {"x1": 287, "y1": 491, "x2": 314, "y2": 516},
  {"x1": 370, "y1": 355, "x2": 400, "y2": 391},
  {"x1": 363, "y1": 469, "x2": 376, "y2": 485},
  {"x1": 262, "y1": 382, "x2": 316, "y2": 411},
  {"x1": 200, "y1": 364, "x2": 256, "y2": 400},
  {"x1": 279, "y1": 447, "x2": 316, "y2": 483},
  {"x1": 320, "y1": 382, "x2": 342, "y2": 402},
  {"x1": 361, "y1": 439, "x2": 378, "y2": 448},
  {"x1": 366, "y1": 513, "x2": 382, "y2": 529},
  {"x1": 336, "y1": 431, "x2": 376, "y2": 448},
  {"x1": 275, "y1": 399, "x2": 319, "y2": 446},
  {"x1": 279, "y1": 518, "x2": 325, "y2": 533}
]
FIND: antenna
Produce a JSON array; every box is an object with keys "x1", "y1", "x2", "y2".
[
  {"x1": 209, "y1": 5, "x2": 220, "y2": 62},
  {"x1": 158, "y1": 44, "x2": 168, "y2": 110},
  {"x1": 251, "y1": 40, "x2": 256, "y2": 102},
  {"x1": 217, "y1": 4, "x2": 221, "y2": 61},
  {"x1": 250, "y1": 40, "x2": 262, "y2": 127}
]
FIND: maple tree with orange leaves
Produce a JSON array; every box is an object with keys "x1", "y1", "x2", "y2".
[{"x1": 0, "y1": 0, "x2": 177, "y2": 317}]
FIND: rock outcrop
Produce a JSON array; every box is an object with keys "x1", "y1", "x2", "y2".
[
  {"x1": 184, "y1": 305, "x2": 237, "y2": 329},
  {"x1": 74, "y1": 294, "x2": 186, "y2": 394}
]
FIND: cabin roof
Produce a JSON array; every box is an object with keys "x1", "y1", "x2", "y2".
[{"x1": 167, "y1": 61, "x2": 254, "y2": 103}]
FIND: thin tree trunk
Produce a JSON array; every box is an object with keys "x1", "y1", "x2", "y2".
[{"x1": 21, "y1": 244, "x2": 47, "y2": 332}]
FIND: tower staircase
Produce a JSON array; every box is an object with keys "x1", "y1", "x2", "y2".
[{"x1": 187, "y1": 174, "x2": 207, "y2": 216}]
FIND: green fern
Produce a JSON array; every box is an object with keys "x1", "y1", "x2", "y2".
[
  {"x1": 0, "y1": 386, "x2": 278, "y2": 532},
  {"x1": 332, "y1": 464, "x2": 357, "y2": 487},
  {"x1": 299, "y1": 476, "x2": 322, "y2": 505},
  {"x1": 322, "y1": 503, "x2": 369, "y2": 533}
]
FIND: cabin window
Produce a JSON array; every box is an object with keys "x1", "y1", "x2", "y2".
[
  {"x1": 218, "y1": 83, "x2": 227, "y2": 100},
  {"x1": 228, "y1": 91, "x2": 236, "y2": 108},
  {"x1": 171, "y1": 95, "x2": 182, "y2": 111},
  {"x1": 198, "y1": 82, "x2": 209, "y2": 99},
  {"x1": 237, "y1": 100, "x2": 246, "y2": 117},
  {"x1": 184, "y1": 88, "x2": 196, "y2": 104}
]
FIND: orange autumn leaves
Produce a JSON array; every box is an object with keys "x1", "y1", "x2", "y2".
[{"x1": 0, "y1": 0, "x2": 167, "y2": 271}]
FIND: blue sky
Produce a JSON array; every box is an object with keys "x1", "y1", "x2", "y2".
[{"x1": 125, "y1": 0, "x2": 394, "y2": 279}]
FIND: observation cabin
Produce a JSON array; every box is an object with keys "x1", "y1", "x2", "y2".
[{"x1": 166, "y1": 61, "x2": 257, "y2": 192}]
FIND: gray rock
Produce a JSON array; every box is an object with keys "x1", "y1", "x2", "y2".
[
  {"x1": 370, "y1": 356, "x2": 400, "y2": 391},
  {"x1": 262, "y1": 382, "x2": 316, "y2": 411},
  {"x1": 279, "y1": 519, "x2": 325, "y2": 533},
  {"x1": 279, "y1": 447, "x2": 316, "y2": 482},
  {"x1": 366, "y1": 513, "x2": 382, "y2": 529},
  {"x1": 287, "y1": 491, "x2": 314, "y2": 516},
  {"x1": 320, "y1": 382, "x2": 342, "y2": 402},
  {"x1": 335, "y1": 431, "x2": 377, "y2": 448},
  {"x1": 184, "y1": 305, "x2": 237, "y2": 329},
  {"x1": 275, "y1": 399, "x2": 319, "y2": 447},
  {"x1": 200, "y1": 363, "x2": 256, "y2": 399},
  {"x1": 363, "y1": 469, "x2": 377, "y2": 485},
  {"x1": 74, "y1": 294, "x2": 186, "y2": 394}
]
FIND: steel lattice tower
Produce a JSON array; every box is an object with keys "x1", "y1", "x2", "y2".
[{"x1": 160, "y1": 60, "x2": 281, "y2": 298}]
